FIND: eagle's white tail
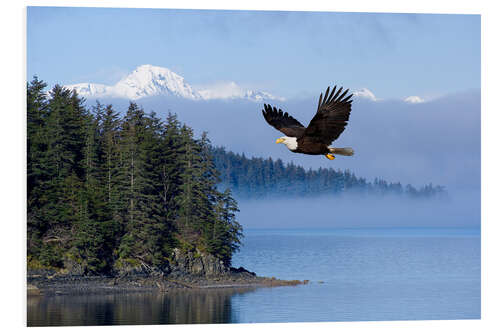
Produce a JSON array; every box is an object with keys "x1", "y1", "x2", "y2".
[{"x1": 329, "y1": 147, "x2": 354, "y2": 156}]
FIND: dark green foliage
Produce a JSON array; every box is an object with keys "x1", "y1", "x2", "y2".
[
  {"x1": 39, "y1": 243, "x2": 64, "y2": 268},
  {"x1": 209, "y1": 189, "x2": 243, "y2": 266},
  {"x1": 211, "y1": 147, "x2": 447, "y2": 199},
  {"x1": 116, "y1": 104, "x2": 171, "y2": 267},
  {"x1": 27, "y1": 78, "x2": 243, "y2": 274}
]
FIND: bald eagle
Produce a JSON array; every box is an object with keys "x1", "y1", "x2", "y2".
[{"x1": 262, "y1": 85, "x2": 355, "y2": 160}]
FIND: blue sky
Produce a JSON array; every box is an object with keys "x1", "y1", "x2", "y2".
[
  {"x1": 26, "y1": 6, "x2": 482, "y2": 228},
  {"x1": 27, "y1": 7, "x2": 480, "y2": 100}
]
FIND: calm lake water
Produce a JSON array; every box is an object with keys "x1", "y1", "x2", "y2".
[{"x1": 27, "y1": 227, "x2": 480, "y2": 326}]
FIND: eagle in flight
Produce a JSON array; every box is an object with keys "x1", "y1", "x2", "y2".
[{"x1": 262, "y1": 85, "x2": 355, "y2": 160}]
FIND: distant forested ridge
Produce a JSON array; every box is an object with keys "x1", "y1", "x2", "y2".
[
  {"x1": 211, "y1": 147, "x2": 446, "y2": 199},
  {"x1": 27, "y1": 77, "x2": 242, "y2": 275}
]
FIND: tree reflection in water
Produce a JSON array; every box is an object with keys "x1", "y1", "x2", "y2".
[{"x1": 27, "y1": 287, "x2": 258, "y2": 326}]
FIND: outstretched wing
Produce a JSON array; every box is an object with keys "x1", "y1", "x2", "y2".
[
  {"x1": 301, "y1": 85, "x2": 353, "y2": 144},
  {"x1": 262, "y1": 104, "x2": 306, "y2": 138}
]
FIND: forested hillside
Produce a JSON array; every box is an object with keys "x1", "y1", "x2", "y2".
[
  {"x1": 27, "y1": 77, "x2": 242, "y2": 275},
  {"x1": 212, "y1": 147, "x2": 446, "y2": 199}
]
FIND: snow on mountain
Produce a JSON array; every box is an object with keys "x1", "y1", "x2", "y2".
[
  {"x1": 404, "y1": 96, "x2": 425, "y2": 104},
  {"x1": 352, "y1": 89, "x2": 426, "y2": 103},
  {"x1": 66, "y1": 65, "x2": 200, "y2": 100},
  {"x1": 197, "y1": 81, "x2": 285, "y2": 102},
  {"x1": 243, "y1": 90, "x2": 285, "y2": 102},
  {"x1": 64, "y1": 82, "x2": 115, "y2": 97},
  {"x1": 64, "y1": 66, "x2": 424, "y2": 104},
  {"x1": 352, "y1": 88, "x2": 377, "y2": 101},
  {"x1": 113, "y1": 65, "x2": 201, "y2": 100},
  {"x1": 64, "y1": 65, "x2": 282, "y2": 102}
]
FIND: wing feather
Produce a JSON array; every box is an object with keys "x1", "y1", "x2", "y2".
[
  {"x1": 325, "y1": 85, "x2": 337, "y2": 104},
  {"x1": 262, "y1": 104, "x2": 306, "y2": 138},
  {"x1": 301, "y1": 85, "x2": 353, "y2": 145},
  {"x1": 317, "y1": 93, "x2": 323, "y2": 111}
]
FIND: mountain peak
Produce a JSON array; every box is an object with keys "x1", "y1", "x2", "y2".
[
  {"x1": 113, "y1": 64, "x2": 201, "y2": 100},
  {"x1": 132, "y1": 64, "x2": 180, "y2": 79},
  {"x1": 404, "y1": 96, "x2": 425, "y2": 104},
  {"x1": 353, "y1": 88, "x2": 377, "y2": 101},
  {"x1": 136, "y1": 64, "x2": 166, "y2": 71},
  {"x1": 64, "y1": 65, "x2": 282, "y2": 102},
  {"x1": 197, "y1": 81, "x2": 285, "y2": 102}
]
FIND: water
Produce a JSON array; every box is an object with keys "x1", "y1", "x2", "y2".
[
  {"x1": 230, "y1": 227, "x2": 480, "y2": 322},
  {"x1": 27, "y1": 227, "x2": 480, "y2": 326}
]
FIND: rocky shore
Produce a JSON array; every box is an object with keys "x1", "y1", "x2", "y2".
[{"x1": 27, "y1": 248, "x2": 308, "y2": 296}]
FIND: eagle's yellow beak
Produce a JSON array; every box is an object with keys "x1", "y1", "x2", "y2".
[{"x1": 276, "y1": 138, "x2": 285, "y2": 144}]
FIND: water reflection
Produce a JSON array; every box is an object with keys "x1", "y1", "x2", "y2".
[{"x1": 27, "y1": 287, "x2": 257, "y2": 326}]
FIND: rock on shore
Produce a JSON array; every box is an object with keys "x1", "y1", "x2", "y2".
[{"x1": 27, "y1": 248, "x2": 308, "y2": 296}]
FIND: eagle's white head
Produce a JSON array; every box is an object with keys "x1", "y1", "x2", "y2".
[{"x1": 276, "y1": 136, "x2": 298, "y2": 151}]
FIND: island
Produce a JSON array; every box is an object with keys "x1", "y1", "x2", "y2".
[{"x1": 27, "y1": 78, "x2": 306, "y2": 296}]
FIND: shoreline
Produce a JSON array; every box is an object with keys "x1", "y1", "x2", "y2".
[{"x1": 27, "y1": 268, "x2": 309, "y2": 297}]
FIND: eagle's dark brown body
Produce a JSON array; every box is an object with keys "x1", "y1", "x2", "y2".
[
  {"x1": 293, "y1": 138, "x2": 330, "y2": 155},
  {"x1": 262, "y1": 85, "x2": 354, "y2": 158}
]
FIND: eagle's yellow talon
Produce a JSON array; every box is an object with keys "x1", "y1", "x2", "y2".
[{"x1": 325, "y1": 154, "x2": 335, "y2": 160}]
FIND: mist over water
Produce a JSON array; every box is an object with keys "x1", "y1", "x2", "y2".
[{"x1": 236, "y1": 190, "x2": 480, "y2": 229}]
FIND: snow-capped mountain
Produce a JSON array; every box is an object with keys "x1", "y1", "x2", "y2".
[
  {"x1": 64, "y1": 65, "x2": 282, "y2": 102},
  {"x1": 196, "y1": 81, "x2": 285, "y2": 102},
  {"x1": 352, "y1": 89, "x2": 426, "y2": 103},
  {"x1": 66, "y1": 65, "x2": 201, "y2": 100},
  {"x1": 64, "y1": 66, "x2": 424, "y2": 104},
  {"x1": 352, "y1": 88, "x2": 377, "y2": 101},
  {"x1": 404, "y1": 96, "x2": 425, "y2": 104}
]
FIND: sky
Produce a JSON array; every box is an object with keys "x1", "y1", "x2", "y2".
[
  {"x1": 26, "y1": 6, "x2": 481, "y2": 228},
  {"x1": 27, "y1": 7, "x2": 480, "y2": 100}
]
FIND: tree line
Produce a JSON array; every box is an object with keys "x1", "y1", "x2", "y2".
[
  {"x1": 211, "y1": 147, "x2": 446, "y2": 199},
  {"x1": 27, "y1": 77, "x2": 242, "y2": 275}
]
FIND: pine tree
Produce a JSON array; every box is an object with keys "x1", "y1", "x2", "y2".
[
  {"x1": 27, "y1": 77, "x2": 49, "y2": 258},
  {"x1": 158, "y1": 113, "x2": 184, "y2": 251},
  {"x1": 197, "y1": 132, "x2": 222, "y2": 250},
  {"x1": 117, "y1": 104, "x2": 168, "y2": 267},
  {"x1": 210, "y1": 189, "x2": 243, "y2": 266},
  {"x1": 176, "y1": 125, "x2": 203, "y2": 242},
  {"x1": 71, "y1": 101, "x2": 119, "y2": 274},
  {"x1": 33, "y1": 86, "x2": 87, "y2": 266}
]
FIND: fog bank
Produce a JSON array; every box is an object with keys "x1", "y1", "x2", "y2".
[{"x1": 236, "y1": 190, "x2": 480, "y2": 229}]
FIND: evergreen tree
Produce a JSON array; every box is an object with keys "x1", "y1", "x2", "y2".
[
  {"x1": 33, "y1": 86, "x2": 88, "y2": 266},
  {"x1": 158, "y1": 113, "x2": 184, "y2": 251},
  {"x1": 197, "y1": 132, "x2": 223, "y2": 251},
  {"x1": 176, "y1": 125, "x2": 203, "y2": 241},
  {"x1": 210, "y1": 189, "x2": 243, "y2": 266},
  {"x1": 117, "y1": 103, "x2": 163, "y2": 266},
  {"x1": 71, "y1": 101, "x2": 119, "y2": 274},
  {"x1": 27, "y1": 77, "x2": 49, "y2": 257}
]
